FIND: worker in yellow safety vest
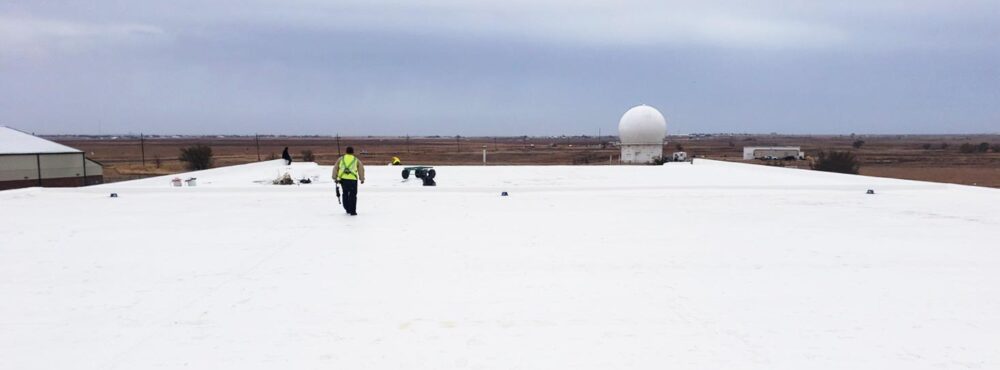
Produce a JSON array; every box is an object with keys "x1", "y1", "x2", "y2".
[
  {"x1": 333, "y1": 146, "x2": 366, "y2": 216},
  {"x1": 391, "y1": 156, "x2": 401, "y2": 165}
]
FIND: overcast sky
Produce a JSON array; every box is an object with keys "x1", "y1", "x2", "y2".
[{"x1": 1, "y1": 1, "x2": 998, "y2": 135}]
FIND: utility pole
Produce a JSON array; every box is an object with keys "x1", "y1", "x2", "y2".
[
  {"x1": 455, "y1": 135, "x2": 460, "y2": 152},
  {"x1": 406, "y1": 135, "x2": 410, "y2": 153},
  {"x1": 140, "y1": 133, "x2": 145, "y2": 167},
  {"x1": 255, "y1": 134, "x2": 261, "y2": 161},
  {"x1": 482, "y1": 145, "x2": 487, "y2": 165},
  {"x1": 336, "y1": 134, "x2": 341, "y2": 155},
  {"x1": 494, "y1": 137, "x2": 497, "y2": 151}
]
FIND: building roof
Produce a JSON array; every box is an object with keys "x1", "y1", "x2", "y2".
[
  {"x1": 0, "y1": 126, "x2": 82, "y2": 154},
  {"x1": 2, "y1": 159, "x2": 999, "y2": 368}
]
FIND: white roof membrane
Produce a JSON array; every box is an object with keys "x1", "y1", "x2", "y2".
[
  {"x1": 2, "y1": 160, "x2": 998, "y2": 369},
  {"x1": 0, "y1": 126, "x2": 82, "y2": 154}
]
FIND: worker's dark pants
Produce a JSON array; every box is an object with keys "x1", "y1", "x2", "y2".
[{"x1": 340, "y1": 179, "x2": 358, "y2": 214}]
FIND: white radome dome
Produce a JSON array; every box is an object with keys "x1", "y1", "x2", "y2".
[{"x1": 618, "y1": 105, "x2": 666, "y2": 145}]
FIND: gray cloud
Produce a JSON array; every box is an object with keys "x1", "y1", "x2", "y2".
[
  {"x1": 0, "y1": 14, "x2": 168, "y2": 60},
  {"x1": 1, "y1": 1, "x2": 998, "y2": 135}
]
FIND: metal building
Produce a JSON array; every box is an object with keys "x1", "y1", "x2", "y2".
[
  {"x1": 742, "y1": 146, "x2": 804, "y2": 160},
  {"x1": 0, "y1": 126, "x2": 103, "y2": 190}
]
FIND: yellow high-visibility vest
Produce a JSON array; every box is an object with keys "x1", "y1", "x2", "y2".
[{"x1": 337, "y1": 155, "x2": 359, "y2": 180}]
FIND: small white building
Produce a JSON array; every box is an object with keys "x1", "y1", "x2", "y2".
[
  {"x1": 0, "y1": 126, "x2": 103, "y2": 190},
  {"x1": 618, "y1": 105, "x2": 667, "y2": 164},
  {"x1": 743, "y1": 146, "x2": 804, "y2": 160}
]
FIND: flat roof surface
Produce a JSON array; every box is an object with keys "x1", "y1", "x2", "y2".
[
  {"x1": 0, "y1": 126, "x2": 82, "y2": 154},
  {"x1": 1, "y1": 159, "x2": 998, "y2": 369}
]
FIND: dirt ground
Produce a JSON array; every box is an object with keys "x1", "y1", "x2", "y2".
[{"x1": 51, "y1": 134, "x2": 1000, "y2": 188}]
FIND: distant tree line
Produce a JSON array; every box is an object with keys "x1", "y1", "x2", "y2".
[
  {"x1": 958, "y1": 142, "x2": 997, "y2": 154},
  {"x1": 913, "y1": 142, "x2": 998, "y2": 153}
]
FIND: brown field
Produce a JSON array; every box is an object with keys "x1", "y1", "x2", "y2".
[{"x1": 50, "y1": 134, "x2": 1000, "y2": 188}]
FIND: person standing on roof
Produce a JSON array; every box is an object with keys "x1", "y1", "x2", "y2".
[
  {"x1": 281, "y1": 147, "x2": 292, "y2": 165},
  {"x1": 333, "y1": 147, "x2": 365, "y2": 216}
]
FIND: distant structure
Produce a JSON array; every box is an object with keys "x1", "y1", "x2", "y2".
[
  {"x1": 618, "y1": 105, "x2": 667, "y2": 164},
  {"x1": 743, "y1": 146, "x2": 804, "y2": 160},
  {"x1": 0, "y1": 126, "x2": 103, "y2": 190}
]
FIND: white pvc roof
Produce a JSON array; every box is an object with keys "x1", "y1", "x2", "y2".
[
  {"x1": 0, "y1": 126, "x2": 81, "y2": 154},
  {"x1": 2, "y1": 160, "x2": 999, "y2": 368}
]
